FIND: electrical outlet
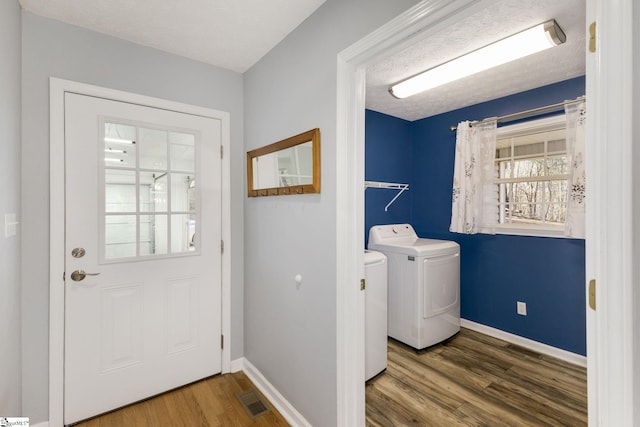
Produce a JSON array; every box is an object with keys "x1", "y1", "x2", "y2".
[{"x1": 517, "y1": 301, "x2": 527, "y2": 316}]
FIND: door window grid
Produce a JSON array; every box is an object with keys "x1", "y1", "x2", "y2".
[{"x1": 102, "y1": 120, "x2": 198, "y2": 261}]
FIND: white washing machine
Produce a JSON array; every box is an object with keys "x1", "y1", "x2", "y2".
[
  {"x1": 368, "y1": 224, "x2": 460, "y2": 350},
  {"x1": 364, "y1": 250, "x2": 387, "y2": 381}
]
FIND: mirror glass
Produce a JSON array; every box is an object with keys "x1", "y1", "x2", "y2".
[
  {"x1": 252, "y1": 141, "x2": 313, "y2": 189},
  {"x1": 247, "y1": 128, "x2": 320, "y2": 197}
]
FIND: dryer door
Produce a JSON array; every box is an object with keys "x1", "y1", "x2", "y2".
[{"x1": 423, "y1": 252, "x2": 460, "y2": 319}]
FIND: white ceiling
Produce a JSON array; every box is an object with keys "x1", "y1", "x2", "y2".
[
  {"x1": 19, "y1": 0, "x2": 585, "y2": 121},
  {"x1": 18, "y1": 0, "x2": 326, "y2": 73},
  {"x1": 366, "y1": 0, "x2": 586, "y2": 121}
]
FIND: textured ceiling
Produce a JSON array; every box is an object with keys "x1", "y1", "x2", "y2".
[
  {"x1": 19, "y1": 0, "x2": 326, "y2": 73},
  {"x1": 366, "y1": 0, "x2": 586, "y2": 121},
  {"x1": 19, "y1": 0, "x2": 584, "y2": 119}
]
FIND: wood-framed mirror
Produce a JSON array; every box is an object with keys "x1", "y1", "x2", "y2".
[{"x1": 247, "y1": 128, "x2": 320, "y2": 197}]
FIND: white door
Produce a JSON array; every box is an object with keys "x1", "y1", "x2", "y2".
[{"x1": 63, "y1": 92, "x2": 222, "y2": 425}]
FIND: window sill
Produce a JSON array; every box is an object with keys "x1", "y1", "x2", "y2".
[{"x1": 480, "y1": 224, "x2": 568, "y2": 239}]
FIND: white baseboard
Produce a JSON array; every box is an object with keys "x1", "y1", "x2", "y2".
[
  {"x1": 31, "y1": 422, "x2": 49, "y2": 427},
  {"x1": 230, "y1": 357, "x2": 243, "y2": 373},
  {"x1": 241, "y1": 358, "x2": 311, "y2": 427},
  {"x1": 461, "y1": 319, "x2": 587, "y2": 367}
]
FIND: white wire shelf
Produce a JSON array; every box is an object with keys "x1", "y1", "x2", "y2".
[{"x1": 364, "y1": 181, "x2": 409, "y2": 211}]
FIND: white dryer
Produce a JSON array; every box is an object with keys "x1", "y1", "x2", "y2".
[{"x1": 368, "y1": 224, "x2": 460, "y2": 350}]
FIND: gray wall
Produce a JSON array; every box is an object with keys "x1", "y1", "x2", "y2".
[
  {"x1": 21, "y1": 12, "x2": 244, "y2": 422},
  {"x1": 0, "y1": 0, "x2": 22, "y2": 417},
  {"x1": 242, "y1": 1, "x2": 418, "y2": 426}
]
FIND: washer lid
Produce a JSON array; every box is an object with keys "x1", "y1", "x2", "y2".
[
  {"x1": 364, "y1": 250, "x2": 387, "y2": 265},
  {"x1": 369, "y1": 237, "x2": 459, "y2": 257}
]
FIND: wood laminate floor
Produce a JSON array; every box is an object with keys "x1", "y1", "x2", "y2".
[
  {"x1": 366, "y1": 328, "x2": 587, "y2": 426},
  {"x1": 73, "y1": 371, "x2": 290, "y2": 427},
  {"x1": 72, "y1": 328, "x2": 586, "y2": 426}
]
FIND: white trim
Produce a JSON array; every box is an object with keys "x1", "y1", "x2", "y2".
[
  {"x1": 49, "y1": 77, "x2": 232, "y2": 427},
  {"x1": 336, "y1": 1, "x2": 497, "y2": 425},
  {"x1": 31, "y1": 422, "x2": 49, "y2": 427},
  {"x1": 487, "y1": 114, "x2": 571, "y2": 238},
  {"x1": 49, "y1": 78, "x2": 66, "y2": 427},
  {"x1": 480, "y1": 224, "x2": 567, "y2": 239},
  {"x1": 586, "y1": 1, "x2": 636, "y2": 425},
  {"x1": 230, "y1": 357, "x2": 243, "y2": 373},
  {"x1": 461, "y1": 319, "x2": 587, "y2": 367},
  {"x1": 584, "y1": 5, "x2": 598, "y2": 423},
  {"x1": 241, "y1": 358, "x2": 312, "y2": 427}
]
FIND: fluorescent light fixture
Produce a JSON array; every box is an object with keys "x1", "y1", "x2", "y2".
[
  {"x1": 104, "y1": 137, "x2": 135, "y2": 144},
  {"x1": 104, "y1": 148, "x2": 127, "y2": 154},
  {"x1": 389, "y1": 20, "x2": 566, "y2": 99}
]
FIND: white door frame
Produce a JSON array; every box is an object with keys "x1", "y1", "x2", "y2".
[
  {"x1": 49, "y1": 78, "x2": 232, "y2": 426},
  {"x1": 335, "y1": 0, "x2": 636, "y2": 426}
]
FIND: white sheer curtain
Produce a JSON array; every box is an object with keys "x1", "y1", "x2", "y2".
[
  {"x1": 564, "y1": 99, "x2": 586, "y2": 238},
  {"x1": 450, "y1": 120, "x2": 498, "y2": 234}
]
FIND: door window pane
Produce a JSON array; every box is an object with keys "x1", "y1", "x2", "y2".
[
  {"x1": 105, "y1": 215, "x2": 136, "y2": 259},
  {"x1": 170, "y1": 132, "x2": 195, "y2": 172},
  {"x1": 139, "y1": 128, "x2": 167, "y2": 170},
  {"x1": 105, "y1": 169, "x2": 136, "y2": 213},
  {"x1": 140, "y1": 172, "x2": 168, "y2": 212},
  {"x1": 171, "y1": 173, "x2": 196, "y2": 212},
  {"x1": 171, "y1": 214, "x2": 196, "y2": 253},
  {"x1": 104, "y1": 123, "x2": 136, "y2": 168},
  {"x1": 140, "y1": 214, "x2": 167, "y2": 256}
]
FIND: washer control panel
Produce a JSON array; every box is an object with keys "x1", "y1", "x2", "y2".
[{"x1": 369, "y1": 224, "x2": 417, "y2": 243}]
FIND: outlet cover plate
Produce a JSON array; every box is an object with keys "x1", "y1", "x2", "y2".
[{"x1": 517, "y1": 301, "x2": 527, "y2": 316}]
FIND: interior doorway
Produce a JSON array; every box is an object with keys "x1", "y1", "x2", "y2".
[{"x1": 336, "y1": 0, "x2": 637, "y2": 425}]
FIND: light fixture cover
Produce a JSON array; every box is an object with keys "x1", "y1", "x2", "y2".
[
  {"x1": 104, "y1": 137, "x2": 135, "y2": 144},
  {"x1": 389, "y1": 20, "x2": 566, "y2": 99}
]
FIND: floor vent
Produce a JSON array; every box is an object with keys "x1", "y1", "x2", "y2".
[{"x1": 236, "y1": 389, "x2": 271, "y2": 418}]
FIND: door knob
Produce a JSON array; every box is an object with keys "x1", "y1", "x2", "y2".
[{"x1": 70, "y1": 270, "x2": 100, "y2": 281}]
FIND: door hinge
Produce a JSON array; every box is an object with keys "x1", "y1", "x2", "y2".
[
  {"x1": 360, "y1": 278, "x2": 365, "y2": 291},
  {"x1": 588, "y1": 279, "x2": 596, "y2": 310},
  {"x1": 221, "y1": 335, "x2": 224, "y2": 349},
  {"x1": 220, "y1": 145, "x2": 223, "y2": 159},
  {"x1": 221, "y1": 240, "x2": 224, "y2": 254},
  {"x1": 63, "y1": 271, "x2": 65, "y2": 281},
  {"x1": 589, "y1": 21, "x2": 596, "y2": 53}
]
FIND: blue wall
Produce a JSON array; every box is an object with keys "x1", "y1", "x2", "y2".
[
  {"x1": 365, "y1": 110, "x2": 412, "y2": 246},
  {"x1": 365, "y1": 76, "x2": 586, "y2": 355}
]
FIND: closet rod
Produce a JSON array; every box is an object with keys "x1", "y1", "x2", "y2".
[{"x1": 449, "y1": 96, "x2": 585, "y2": 132}]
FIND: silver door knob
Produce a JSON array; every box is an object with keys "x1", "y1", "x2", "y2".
[{"x1": 70, "y1": 270, "x2": 100, "y2": 281}]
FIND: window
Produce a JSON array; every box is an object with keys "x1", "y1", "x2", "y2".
[
  {"x1": 102, "y1": 120, "x2": 198, "y2": 261},
  {"x1": 491, "y1": 115, "x2": 568, "y2": 237}
]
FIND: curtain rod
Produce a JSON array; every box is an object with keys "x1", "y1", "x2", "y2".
[{"x1": 449, "y1": 96, "x2": 585, "y2": 132}]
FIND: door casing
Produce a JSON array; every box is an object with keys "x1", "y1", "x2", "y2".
[{"x1": 49, "y1": 78, "x2": 232, "y2": 427}]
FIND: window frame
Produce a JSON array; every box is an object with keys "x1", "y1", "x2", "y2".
[{"x1": 480, "y1": 114, "x2": 569, "y2": 238}]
